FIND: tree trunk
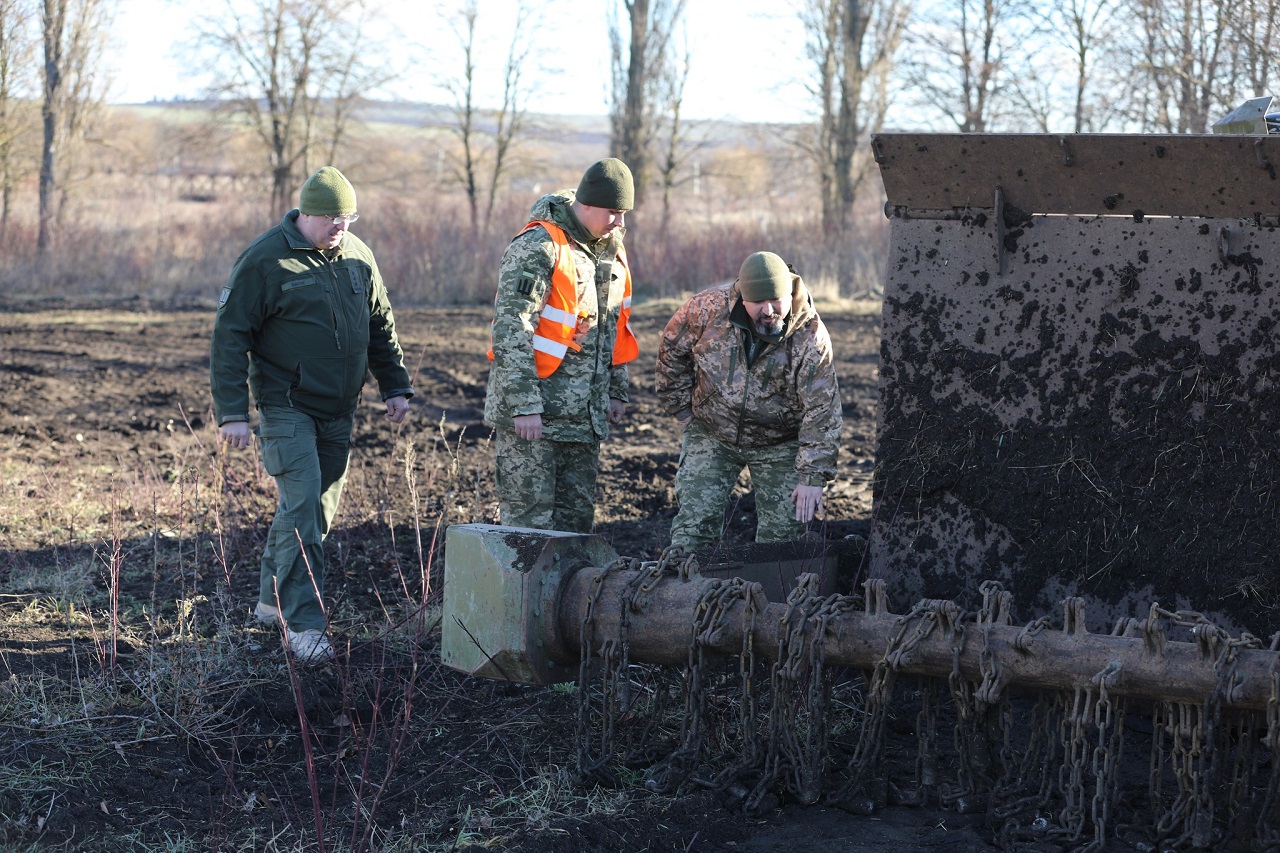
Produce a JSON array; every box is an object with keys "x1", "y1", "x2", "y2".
[
  {"x1": 620, "y1": 0, "x2": 649, "y2": 202},
  {"x1": 272, "y1": 163, "x2": 292, "y2": 216},
  {"x1": 37, "y1": 0, "x2": 62, "y2": 254}
]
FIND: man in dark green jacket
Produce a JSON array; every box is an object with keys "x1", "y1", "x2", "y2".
[{"x1": 210, "y1": 166, "x2": 414, "y2": 664}]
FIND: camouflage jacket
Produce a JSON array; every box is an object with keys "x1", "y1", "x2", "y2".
[
  {"x1": 655, "y1": 277, "x2": 842, "y2": 485},
  {"x1": 484, "y1": 190, "x2": 630, "y2": 443},
  {"x1": 210, "y1": 210, "x2": 414, "y2": 424}
]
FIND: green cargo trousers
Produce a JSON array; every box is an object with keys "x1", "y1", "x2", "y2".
[
  {"x1": 493, "y1": 426, "x2": 600, "y2": 534},
  {"x1": 256, "y1": 406, "x2": 354, "y2": 632},
  {"x1": 670, "y1": 419, "x2": 804, "y2": 551}
]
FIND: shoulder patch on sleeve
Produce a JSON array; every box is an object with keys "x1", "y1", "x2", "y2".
[
  {"x1": 517, "y1": 270, "x2": 540, "y2": 298},
  {"x1": 218, "y1": 286, "x2": 232, "y2": 308}
]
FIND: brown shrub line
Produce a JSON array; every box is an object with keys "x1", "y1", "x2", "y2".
[{"x1": 1, "y1": 184, "x2": 890, "y2": 306}]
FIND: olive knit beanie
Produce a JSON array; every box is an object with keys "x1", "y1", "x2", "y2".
[
  {"x1": 737, "y1": 251, "x2": 792, "y2": 302},
  {"x1": 299, "y1": 166, "x2": 357, "y2": 216},
  {"x1": 576, "y1": 158, "x2": 634, "y2": 210}
]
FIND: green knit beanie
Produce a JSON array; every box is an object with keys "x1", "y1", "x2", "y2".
[
  {"x1": 737, "y1": 251, "x2": 792, "y2": 302},
  {"x1": 299, "y1": 166, "x2": 357, "y2": 215},
  {"x1": 576, "y1": 158, "x2": 634, "y2": 210}
]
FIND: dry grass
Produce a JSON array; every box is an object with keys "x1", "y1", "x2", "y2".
[{"x1": 0, "y1": 406, "x2": 514, "y2": 850}]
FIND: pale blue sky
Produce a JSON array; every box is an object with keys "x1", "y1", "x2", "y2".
[{"x1": 108, "y1": 0, "x2": 814, "y2": 125}]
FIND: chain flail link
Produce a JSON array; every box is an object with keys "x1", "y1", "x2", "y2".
[
  {"x1": 640, "y1": 583, "x2": 716, "y2": 793},
  {"x1": 1224, "y1": 710, "x2": 1258, "y2": 844},
  {"x1": 975, "y1": 581, "x2": 1011, "y2": 708},
  {"x1": 1257, "y1": 664, "x2": 1280, "y2": 850},
  {"x1": 938, "y1": 600, "x2": 987, "y2": 811},
  {"x1": 1153, "y1": 700, "x2": 1205, "y2": 848},
  {"x1": 829, "y1": 597, "x2": 950, "y2": 811},
  {"x1": 1136, "y1": 607, "x2": 1261, "y2": 850},
  {"x1": 1086, "y1": 660, "x2": 1125, "y2": 852},
  {"x1": 991, "y1": 693, "x2": 1063, "y2": 847},
  {"x1": 576, "y1": 551, "x2": 701, "y2": 784},
  {"x1": 907, "y1": 677, "x2": 941, "y2": 807},
  {"x1": 755, "y1": 577, "x2": 859, "y2": 811},
  {"x1": 1014, "y1": 614, "x2": 1052, "y2": 653},
  {"x1": 1050, "y1": 684, "x2": 1091, "y2": 844},
  {"x1": 657, "y1": 551, "x2": 769, "y2": 798},
  {"x1": 575, "y1": 557, "x2": 629, "y2": 783},
  {"x1": 699, "y1": 579, "x2": 769, "y2": 805}
]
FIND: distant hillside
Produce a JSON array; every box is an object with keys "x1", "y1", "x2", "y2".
[{"x1": 119, "y1": 97, "x2": 800, "y2": 151}]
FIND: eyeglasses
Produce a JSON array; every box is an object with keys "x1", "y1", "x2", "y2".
[{"x1": 325, "y1": 213, "x2": 358, "y2": 226}]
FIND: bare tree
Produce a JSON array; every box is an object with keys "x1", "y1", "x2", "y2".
[
  {"x1": 318, "y1": 21, "x2": 392, "y2": 169},
  {"x1": 197, "y1": 0, "x2": 383, "y2": 213},
  {"x1": 1056, "y1": 0, "x2": 1121, "y2": 131},
  {"x1": 0, "y1": 0, "x2": 36, "y2": 235},
  {"x1": 444, "y1": 1, "x2": 481, "y2": 233},
  {"x1": 901, "y1": 0, "x2": 1031, "y2": 133},
  {"x1": 1002, "y1": 0, "x2": 1123, "y2": 132},
  {"x1": 802, "y1": 0, "x2": 910, "y2": 237},
  {"x1": 609, "y1": 0, "x2": 687, "y2": 208},
  {"x1": 652, "y1": 35, "x2": 694, "y2": 231},
  {"x1": 53, "y1": 0, "x2": 106, "y2": 219},
  {"x1": 482, "y1": 2, "x2": 536, "y2": 234},
  {"x1": 1120, "y1": 0, "x2": 1231, "y2": 132},
  {"x1": 440, "y1": 0, "x2": 539, "y2": 236},
  {"x1": 1223, "y1": 0, "x2": 1280, "y2": 109},
  {"x1": 37, "y1": 0, "x2": 108, "y2": 254}
]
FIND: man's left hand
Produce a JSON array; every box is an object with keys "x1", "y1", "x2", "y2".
[
  {"x1": 792, "y1": 484, "x2": 825, "y2": 523},
  {"x1": 385, "y1": 395, "x2": 410, "y2": 424},
  {"x1": 607, "y1": 398, "x2": 627, "y2": 425}
]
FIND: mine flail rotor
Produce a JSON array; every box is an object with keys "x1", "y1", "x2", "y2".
[{"x1": 442, "y1": 524, "x2": 1280, "y2": 850}]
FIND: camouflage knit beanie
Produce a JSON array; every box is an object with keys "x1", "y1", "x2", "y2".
[
  {"x1": 576, "y1": 158, "x2": 634, "y2": 210},
  {"x1": 737, "y1": 251, "x2": 792, "y2": 302},
  {"x1": 299, "y1": 166, "x2": 357, "y2": 215}
]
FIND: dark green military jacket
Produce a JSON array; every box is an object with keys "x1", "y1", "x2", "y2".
[
  {"x1": 484, "y1": 190, "x2": 630, "y2": 443},
  {"x1": 210, "y1": 210, "x2": 414, "y2": 424}
]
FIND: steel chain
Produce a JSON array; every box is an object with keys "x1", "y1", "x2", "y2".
[
  {"x1": 646, "y1": 575, "x2": 765, "y2": 797},
  {"x1": 830, "y1": 598, "x2": 946, "y2": 809},
  {"x1": 1257, "y1": 667, "x2": 1280, "y2": 850},
  {"x1": 575, "y1": 558, "x2": 628, "y2": 782},
  {"x1": 756, "y1": 575, "x2": 827, "y2": 809},
  {"x1": 1087, "y1": 660, "x2": 1125, "y2": 851}
]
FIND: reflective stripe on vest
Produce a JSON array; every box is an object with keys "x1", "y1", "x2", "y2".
[
  {"x1": 612, "y1": 249, "x2": 639, "y2": 366},
  {"x1": 488, "y1": 219, "x2": 638, "y2": 378}
]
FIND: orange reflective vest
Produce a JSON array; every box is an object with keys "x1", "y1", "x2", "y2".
[{"x1": 489, "y1": 219, "x2": 639, "y2": 379}]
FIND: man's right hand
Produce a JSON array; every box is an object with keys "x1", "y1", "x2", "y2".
[
  {"x1": 513, "y1": 413, "x2": 543, "y2": 441},
  {"x1": 218, "y1": 421, "x2": 252, "y2": 450}
]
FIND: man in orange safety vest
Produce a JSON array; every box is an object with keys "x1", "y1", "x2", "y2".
[{"x1": 484, "y1": 158, "x2": 638, "y2": 533}]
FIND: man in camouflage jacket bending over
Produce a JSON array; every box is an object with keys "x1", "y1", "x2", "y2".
[
  {"x1": 484, "y1": 158, "x2": 639, "y2": 533},
  {"x1": 656, "y1": 251, "x2": 842, "y2": 550}
]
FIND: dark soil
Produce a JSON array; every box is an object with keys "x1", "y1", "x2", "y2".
[{"x1": 0, "y1": 302, "x2": 1001, "y2": 851}]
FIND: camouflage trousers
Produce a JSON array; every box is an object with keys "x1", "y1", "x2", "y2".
[
  {"x1": 493, "y1": 427, "x2": 600, "y2": 534},
  {"x1": 256, "y1": 406, "x2": 353, "y2": 632},
  {"x1": 670, "y1": 420, "x2": 804, "y2": 551}
]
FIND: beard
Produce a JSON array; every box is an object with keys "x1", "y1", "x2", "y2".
[{"x1": 754, "y1": 315, "x2": 784, "y2": 336}]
